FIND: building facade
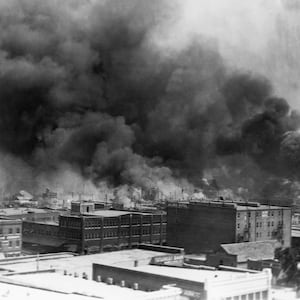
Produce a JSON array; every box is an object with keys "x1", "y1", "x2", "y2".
[
  {"x1": 59, "y1": 210, "x2": 166, "y2": 254},
  {"x1": 22, "y1": 202, "x2": 167, "y2": 254},
  {"x1": 92, "y1": 263, "x2": 272, "y2": 300},
  {"x1": 167, "y1": 200, "x2": 291, "y2": 253},
  {"x1": 0, "y1": 217, "x2": 22, "y2": 257}
]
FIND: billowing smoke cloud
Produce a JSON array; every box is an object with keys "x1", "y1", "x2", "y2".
[
  {"x1": 0, "y1": 0, "x2": 300, "y2": 201},
  {"x1": 0, "y1": 0, "x2": 216, "y2": 196}
]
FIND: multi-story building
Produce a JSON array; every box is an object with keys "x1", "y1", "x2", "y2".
[
  {"x1": 167, "y1": 200, "x2": 291, "y2": 253},
  {"x1": 0, "y1": 217, "x2": 22, "y2": 257},
  {"x1": 23, "y1": 201, "x2": 167, "y2": 254}
]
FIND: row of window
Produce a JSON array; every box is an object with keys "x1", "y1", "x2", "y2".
[
  {"x1": 224, "y1": 290, "x2": 268, "y2": 300},
  {"x1": 84, "y1": 226, "x2": 165, "y2": 239},
  {"x1": 237, "y1": 210, "x2": 283, "y2": 218},
  {"x1": 0, "y1": 227, "x2": 21, "y2": 235},
  {"x1": 237, "y1": 221, "x2": 283, "y2": 229},
  {"x1": 0, "y1": 240, "x2": 21, "y2": 248}
]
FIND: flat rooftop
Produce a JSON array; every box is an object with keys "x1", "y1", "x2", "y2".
[
  {"x1": 0, "y1": 272, "x2": 179, "y2": 300},
  {"x1": 0, "y1": 208, "x2": 58, "y2": 216},
  {"x1": 0, "y1": 249, "x2": 169, "y2": 278},
  {"x1": 96, "y1": 263, "x2": 258, "y2": 284},
  {"x1": 235, "y1": 204, "x2": 289, "y2": 211},
  {"x1": 85, "y1": 210, "x2": 153, "y2": 217},
  {"x1": 169, "y1": 201, "x2": 290, "y2": 211},
  {"x1": 4, "y1": 273, "x2": 158, "y2": 299}
]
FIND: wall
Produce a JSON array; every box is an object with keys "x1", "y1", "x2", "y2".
[
  {"x1": 0, "y1": 219, "x2": 22, "y2": 257},
  {"x1": 205, "y1": 251, "x2": 237, "y2": 268},
  {"x1": 92, "y1": 263, "x2": 205, "y2": 298},
  {"x1": 59, "y1": 212, "x2": 166, "y2": 254},
  {"x1": 167, "y1": 203, "x2": 236, "y2": 253},
  {"x1": 282, "y1": 209, "x2": 292, "y2": 247},
  {"x1": 236, "y1": 208, "x2": 291, "y2": 247}
]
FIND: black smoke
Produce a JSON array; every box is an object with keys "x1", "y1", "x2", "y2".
[{"x1": 0, "y1": 0, "x2": 300, "y2": 197}]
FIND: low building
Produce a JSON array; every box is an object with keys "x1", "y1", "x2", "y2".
[
  {"x1": 0, "y1": 217, "x2": 22, "y2": 257},
  {"x1": 167, "y1": 200, "x2": 291, "y2": 253},
  {"x1": 0, "y1": 249, "x2": 178, "y2": 279},
  {"x1": 13, "y1": 190, "x2": 36, "y2": 207},
  {"x1": 93, "y1": 262, "x2": 272, "y2": 300},
  {"x1": 206, "y1": 240, "x2": 279, "y2": 268},
  {"x1": 0, "y1": 272, "x2": 182, "y2": 300},
  {"x1": 0, "y1": 248, "x2": 273, "y2": 300}
]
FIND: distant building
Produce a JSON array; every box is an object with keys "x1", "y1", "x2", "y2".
[
  {"x1": 13, "y1": 190, "x2": 36, "y2": 207},
  {"x1": 207, "y1": 240, "x2": 279, "y2": 268},
  {"x1": 0, "y1": 217, "x2": 22, "y2": 257},
  {"x1": 0, "y1": 207, "x2": 60, "y2": 223},
  {"x1": 40, "y1": 188, "x2": 62, "y2": 209},
  {"x1": 167, "y1": 200, "x2": 291, "y2": 253}
]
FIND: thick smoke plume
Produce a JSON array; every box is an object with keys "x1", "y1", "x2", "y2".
[{"x1": 0, "y1": 0, "x2": 300, "y2": 201}]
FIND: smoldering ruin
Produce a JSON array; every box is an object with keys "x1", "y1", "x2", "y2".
[{"x1": 0, "y1": 0, "x2": 300, "y2": 202}]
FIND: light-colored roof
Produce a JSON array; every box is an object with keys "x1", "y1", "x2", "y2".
[
  {"x1": 292, "y1": 227, "x2": 300, "y2": 237},
  {"x1": 0, "y1": 272, "x2": 178, "y2": 300},
  {"x1": 99, "y1": 264, "x2": 251, "y2": 283},
  {"x1": 7, "y1": 273, "x2": 156, "y2": 299},
  {"x1": 0, "y1": 249, "x2": 168, "y2": 279},
  {"x1": 185, "y1": 201, "x2": 290, "y2": 211},
  {"x1": 236, "y1": 204, "x2": 289, "y2": 211},
  {"x1": 221, "y1": 240, "x2": 278, "y2": 262},
  {"x1": 0, "y1": 208, "x2": 55, "y2": 216},
  {"x1": 85, "y1": 210, "x2": 151, "y2": 217}
]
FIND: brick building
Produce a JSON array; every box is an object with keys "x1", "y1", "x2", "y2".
[
  {"x1": 23, "y1": 202, "x2": 166, "y2": 254},
  {"x1": 167, "y1": 200, "x2": 291, "y2": 253},
  {"x1": 0, "y1": 217, "x2": 22, "y2": 257}
]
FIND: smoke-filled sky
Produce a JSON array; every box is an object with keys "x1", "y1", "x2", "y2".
[{"x1": 0, "y1": 0, "x2": 300, "y2": 198}]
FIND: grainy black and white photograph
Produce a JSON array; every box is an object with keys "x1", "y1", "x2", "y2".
[{"x1": 0, "y1": 0, "x2": 299, "y2": 299}]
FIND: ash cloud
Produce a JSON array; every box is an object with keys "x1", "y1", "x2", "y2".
[{"x1": 0, "y1": 0, "x2": 300, "y2": 200}]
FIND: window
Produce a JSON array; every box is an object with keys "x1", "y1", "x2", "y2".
[
  {"x1": 237, "y1": 213, "x2": 240, "y2": 218},
  {"x1": 237, "y1": 223, "x2": 240, "y2": 229},
  {"x1": 271, "y1": 211, "x2": 274, "y2": 217},
  {"x1": 256, "y1": 222, "x2": 259, "y2": 227},
  {"x1": 278, "y1": 211, "x2": 281, "y2": 216},
  {"x1": 0, "y1": 229, "x2": 2, "y2": 235},
  {"x1": 248, "y1": 212, "x2": 251, "y2": 217},
  {"x1": 16, "y1": 227, "x2": 20, "y2": 234},
  {"x1": 267, "y1": 222, "x2": 270, "y2": 227},
  {"x1": 260, "y1": 222, "x2": 262, "y2": 227},
  {"x1": 256, "y1": 232, "x2": 259, "y2": 237},
  {"x1": 9, "y1": 228, "x2": 13, "y2": 234},
  {"x1": 8, "y1": 241, "x2": 12, "y2": 247},
  {"x1": 16, "y1": 240, "x2": 20, "y2": 247},
  {"x1": 271, "y1": 221, "x2": 274, "y2": 227}
]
